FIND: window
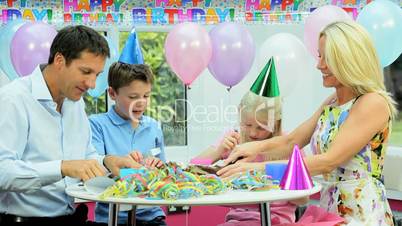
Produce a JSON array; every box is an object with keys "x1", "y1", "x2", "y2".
[
  {"x1": 119, "y1": 31, "x2": 186, "y2": 146},
  {"x1": 386, "y1": 54, "x2": 402, "y2": 146}
]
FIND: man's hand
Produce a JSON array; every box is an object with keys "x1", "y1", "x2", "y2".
[
  {"x1": 217, "y1": 161, "x2": 265, "y2": 178},
  {"x1": 103, "y1": 155, "x2": 142, "y2": 176},
  {"x1": 61, "y1": 160, "x2": 106, "y2": 181}
]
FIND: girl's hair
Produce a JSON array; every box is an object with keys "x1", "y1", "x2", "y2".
[
  {"x1": 320, "y1": 21, "x2": 397, "y2": 119},
  {"x1": 238, "y1": 91, "x2": 282, "y2": 143}
]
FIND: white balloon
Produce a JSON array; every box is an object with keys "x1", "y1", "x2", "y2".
[{"x1": 258, "y1": 33, "x2": 310, "y2": 97}]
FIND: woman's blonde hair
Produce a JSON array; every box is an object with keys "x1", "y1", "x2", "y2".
[
  {"x1": 238, "y1": 91, "x2": 282, "y2": 143},
  {"x1": 320, "y1": 20, "x2": 397, "y2": 119}
]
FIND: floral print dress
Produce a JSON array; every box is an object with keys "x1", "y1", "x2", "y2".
[{"x1": 310, "y1": 97, "x2": 394, "y2": 226}]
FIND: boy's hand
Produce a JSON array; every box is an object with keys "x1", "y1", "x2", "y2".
[
  {"x1": 217, "y1": 131, "x2": 241, "y2": 153},
  {"x1": 145, "y1": 157, "x2": 164, "y2": 169},
  {"x1": 103, "y1": 155, "x2": 142, "y2": 176},
  {"x1": 129, "y1": 151, "x2": 144, "y2": 163}
]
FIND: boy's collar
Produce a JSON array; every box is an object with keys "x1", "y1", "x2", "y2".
[{"x1": 107, "y1": 105, "x2": 146, "y2": 127}]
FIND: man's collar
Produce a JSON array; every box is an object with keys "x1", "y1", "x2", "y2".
[{"x1": 31, "y1": 65, "x2": 53, "y2": 101}]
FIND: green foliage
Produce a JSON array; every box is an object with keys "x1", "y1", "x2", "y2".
[
  {"x1": 390, "y1": 111, "x2": 402, "y2": 146},
  {"x1": 84, "y1": 93, "x2": 107, "y2": 115},
  {"x1": 120, "y1": 31, "x2": 186, "y2": 146}
]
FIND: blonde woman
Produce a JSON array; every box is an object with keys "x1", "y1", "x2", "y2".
[{"x1": 218, "y1": 21, "x2": 397, "y2": 225}]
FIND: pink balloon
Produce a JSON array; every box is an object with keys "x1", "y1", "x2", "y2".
[
  {"x1": 11, "y1": 22, "x2": 57, "y2": 77},
  {"x1": 304, "y1": 5, "x2": 352, "y2": 59},
  {"x1": 165, "y1": 22, "x2": 212, "y2": 86}
]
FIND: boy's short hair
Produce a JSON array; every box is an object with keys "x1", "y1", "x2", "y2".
[
  {"x1": 48, "y1": 25, "x2": 110, "y2": 65},
  {"x1": 108, "y1": 62, "x2": 154, "y2": 92}
]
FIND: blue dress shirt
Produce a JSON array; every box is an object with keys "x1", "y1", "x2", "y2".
[
  {"x1": 0, "y1": 66, "x2": 104, "y2": 217},
  {"x1": 89, "y1": 107, "x2": 166, "y2": 223}
]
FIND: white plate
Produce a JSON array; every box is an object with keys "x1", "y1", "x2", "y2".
[{"x1": 84, "y1": 176, "x2": 115, "y2": 195}]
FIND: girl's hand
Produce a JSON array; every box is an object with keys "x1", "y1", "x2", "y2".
[
  {"x1": 217, "y1": 161, "x2": 265, "y2": 178},
  {"x1": 217, "y1": 131, "x2": 241, "y2": 153}
]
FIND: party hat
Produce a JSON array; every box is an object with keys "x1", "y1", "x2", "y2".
[
  {"x1": 119, "y1": 27, "x2": 144, "y2": 64},
  {"x1": 280, "y1": 144, "x2": 314, "y2": 190},
  {"x1": 249, "y1": 57, "x2": 281, "y2": 132},
  {"x1": 250, "y1": 57, "x2": 280, "y2": 98}
]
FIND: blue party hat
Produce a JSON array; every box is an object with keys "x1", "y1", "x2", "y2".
[{"x1": 119, "y1": 27, "x2": 144, "y2": 64}]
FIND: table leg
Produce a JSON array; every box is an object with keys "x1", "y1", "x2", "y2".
[
  {"x1": 127, "y1": 205, "x2": 137, "y2": 226},
  {"x1": 108, "y1": 203, "x2": 119, "y2": 226},
  {"x1": 260, "y1": 202, "x2": 271, "y2": 226}
]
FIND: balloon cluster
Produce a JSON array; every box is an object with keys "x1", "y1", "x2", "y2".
[
  {"x1": 165, "y1": 1, "x2": 401, "y2": 93},
  {"x1": 304, "y1": 1, "x2": 402, "y2": 68},
  {"x1": 0, "y1": 20, "x2": 56, "y2": 80},
  {"x1": 164, "y1": 22, "x2": 310, "y2": 96},
  {"x1": 164, "y1": 22, "x2": 255, "y2": 89}
]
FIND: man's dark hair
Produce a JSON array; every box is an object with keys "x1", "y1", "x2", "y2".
[
  {"x1": 48, "y1": 25, "x2": 110, "y2": 65},
  {"x1": 108, "y1": 62, "x2": 154, "y2": 92}
]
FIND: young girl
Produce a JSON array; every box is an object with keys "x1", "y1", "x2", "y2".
[{"x1": 194, "y1": 91, "x2": 297, "y2": 226}]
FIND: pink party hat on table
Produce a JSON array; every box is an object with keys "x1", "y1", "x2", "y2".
[{"x1": 280, "y1": 144, "x2": 313, "y2": 190}]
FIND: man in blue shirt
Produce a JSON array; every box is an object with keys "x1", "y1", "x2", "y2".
[
  {"x1": 89, "y1": 62, "x2": 166, "y2": 226},
  {"x1": 0, "y1": 25, "x2": 140, "y2": 226}
]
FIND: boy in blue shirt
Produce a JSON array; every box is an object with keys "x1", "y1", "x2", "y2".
[{"x1": 89, "y1": 62, "x2": 166, "y2": 226}]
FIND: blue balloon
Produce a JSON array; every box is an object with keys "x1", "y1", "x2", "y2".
[
  {"x1": 88, "y1": 37, "x2": 119, "y2": 98},
  {"x1": 0, "y1": 19, "x2": 26, "y2": 81},
  {"x1": 357, "y1": 0, "x2": 402, "y2": 67}
]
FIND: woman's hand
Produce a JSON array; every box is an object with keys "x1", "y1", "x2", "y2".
[
  {"x1": 222, "y1": 141, "x2": 262, "y2": 166},
  {"x1": 217, "y1": 161, "x2": 265, "y2": 178}
]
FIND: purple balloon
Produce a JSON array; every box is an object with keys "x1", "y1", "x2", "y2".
[
  {"x1": 11, "y1": 22, "x2": 57, "y2": 77},
  {"x1": 208, "y1": 22, "x2": 255, "y2": 88}
]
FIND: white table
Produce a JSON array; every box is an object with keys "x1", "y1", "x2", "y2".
[{"x1": 66, "y1": 183, "x2": 321, "y2": 226}]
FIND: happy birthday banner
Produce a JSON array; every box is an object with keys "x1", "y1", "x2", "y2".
[{"x1": 0, "y1": 0, "x2": 401, "y2": 26}]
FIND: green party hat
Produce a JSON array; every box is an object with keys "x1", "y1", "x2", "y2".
[{"x1": 250, "y1": 57, "x2": 280, "y2": 97}]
